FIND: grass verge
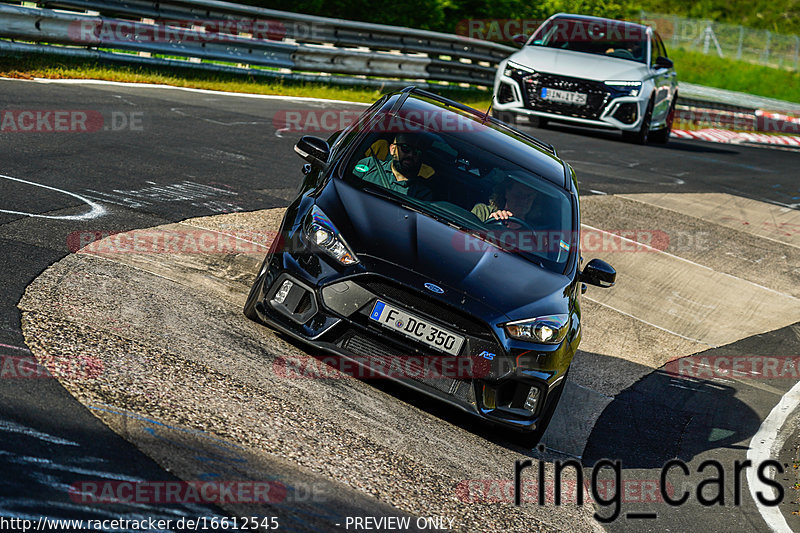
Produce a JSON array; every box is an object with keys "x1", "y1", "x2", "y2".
[{"x1": 670, "y1": 48, "x2": 800, "y2": 105}]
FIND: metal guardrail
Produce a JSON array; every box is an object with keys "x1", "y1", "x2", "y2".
[
  {"x1": 0, "y1": 0, "x2": 512, "y2": 87},
  {"x1": 1, "y1": 0, "x2": 798, "y2": 125}
]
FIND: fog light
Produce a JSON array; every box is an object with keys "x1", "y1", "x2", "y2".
[
  {"x1": 524, "y1": 386, "x2": 540, "y2": 412},
  {"x1": 273, "y1": 280, "x2": 294, "y2": 304}
]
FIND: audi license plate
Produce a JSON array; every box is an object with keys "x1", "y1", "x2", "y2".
[
  {"x1": 369, "y1": 300, "x2": 465, "y2": 356},
  {"x1": 540, "y1": 87, "x2": 587, "y2": 105}
]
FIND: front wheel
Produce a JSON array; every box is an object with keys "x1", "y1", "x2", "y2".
[
  {"x1": 649, "y1": 98, "x2": 676, "y2": 144},
  {"x1": 243, "y1": 261, "x2": 268, "y2": 321},
  {"x1": 491, "y1": 109, "x2": 516, "y2": 126},
  {"x1": 528, "y1": 115, "x2": 549, "y2": 128},
  {"x1": 622, "y1": 97, "x2": 653, "y2": 145}
]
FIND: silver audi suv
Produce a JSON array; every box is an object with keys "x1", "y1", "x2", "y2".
[{"x1": 492, "y1": 14, "x2": 678, "y2": 144}]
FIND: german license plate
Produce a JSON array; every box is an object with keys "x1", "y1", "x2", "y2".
[
  {"x1": 369, "y1": 300, "x2": 465, "y2": 356},
  {"x1": 540, "y1": 87, "x2": 587, "y2": 105}
]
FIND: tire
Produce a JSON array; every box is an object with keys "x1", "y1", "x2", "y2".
[
  {"x1": 491, "y1": 109, "x2": 516, "y2": 126},
  {"x1": 243, "y1": 263, "x2": 267, "y2": 321},
  {"x1": 650, "y1": 98, "x2": 676, "y2": 144},
  {"x1": 622, "y1": 97, "x2": 653, "y2": 145},
  {"x1": 505, "y1": 368, "x2": 570, "y2": 449},
  {"x1": 528, "y1": 115, "x2": 549, "y2": 128}
]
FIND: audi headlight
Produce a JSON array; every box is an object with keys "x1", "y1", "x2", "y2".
[
  {"x1": 604, "y1": 80, "x2": 641, "y2": 96},
  {"x1": 504, "y1": 61, "x2": 535, "y2": 78},
  {"x1": 303, "y1": 206, "x2": 358, "y2": 265},
  {"x1": 504, "y1": 314, "x2": 569, "y2": 344}
]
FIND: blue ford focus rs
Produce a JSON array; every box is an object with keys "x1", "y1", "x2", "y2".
[{"x1": 245, "y1": 87, "x2": 615, "y2": 443}]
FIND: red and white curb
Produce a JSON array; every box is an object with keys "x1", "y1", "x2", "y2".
[{"x1": 671, "y1": 128, "x2": 800, "y2": 147}]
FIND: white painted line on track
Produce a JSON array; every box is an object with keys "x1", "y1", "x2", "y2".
[
  {"x1": 0, "y1": 77, "x2": 371, "y2": 106},
  {"x1": 582, "y1": 295, "x2": 716, "y2": 347},
  {"x1": 582, "y1": 223, "x2": 800, "y2": 301},
  {"x1": 747, "y1": 380, "x2": 800, "y2": 533},
  {"x1": 616, "y1": 194, "x2": 800, "y2": 251},
  {"x1": 0, "y1": 174, "x2": 106, "y2": 220},
  {"x1": 177, "y1": 221, "x2": 271, "y2": 250},
  {"x1": 0, "y1": 342, "x2": 31, "y2": 353}
]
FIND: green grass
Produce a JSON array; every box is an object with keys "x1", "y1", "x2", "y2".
[
  {"x1": 0, "y1": 53, "x2": 492, "y2": 109},
  {"x1": 671, "y1": 48, "x2": 800, "y2": 104}
]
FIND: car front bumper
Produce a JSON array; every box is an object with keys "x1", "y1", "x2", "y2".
[
  {"x1": 493, "y1": 71, "x2": 648, "y2": 131},
  {"x1": 249, "y1": 245, "x2": 576, "y2": 433}
]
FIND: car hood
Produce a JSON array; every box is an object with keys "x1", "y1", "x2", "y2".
[
  {"x1": 508, "y1": 47, "x2": 649, "y2": 82},
  {"x1": 317, "y1": 178, "x2": 571, "y2": 322}
]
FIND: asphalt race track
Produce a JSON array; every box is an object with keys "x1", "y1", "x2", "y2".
[{"x1": 1, "y1": 77, "x2": 799, "y2": 532}]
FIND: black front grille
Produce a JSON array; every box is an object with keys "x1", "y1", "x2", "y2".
[
  {"x1": 523, "y1": 72, "x2": 610, "y2": 120},
  {"x1": 357, "y1": 278, "x2": 495, "y2": 340},
  {"x1": 336, "y1": 330, "x2": 475, "y2": 403}
]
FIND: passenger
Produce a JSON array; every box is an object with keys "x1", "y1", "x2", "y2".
[{"x1": 353, "y1": 133, "x2": 433, "y2": 201}]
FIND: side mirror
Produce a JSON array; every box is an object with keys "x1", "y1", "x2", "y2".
[
  {"x1": 581, "y1": 258, "x2": 616, "y2": 288},
  {"x1": 654, "y1": 56, "x2": 673, "y2": 69},
  {"x1": 511, "y1": 34, "x2": 528, "y2": 47},
  {"x1": 294, "y1": 136, "x2": 330, "y2": 169}
]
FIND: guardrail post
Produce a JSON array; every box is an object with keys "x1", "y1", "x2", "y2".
[
  {"x1": 736, "y1": 25, "x2": 743, "y2": 60},
  {"x1": 672, "y1": 15, "x2": 680, "y2": 47},
  {"x1": 794, "y1": 35, "x2": 799, "y2": 71},
  {"x1": 763, "y1": 31, "x2": 771, "y2": 65}
]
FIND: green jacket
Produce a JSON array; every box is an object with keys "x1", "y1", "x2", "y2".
[{"x1": 353, "y1": 156, "x2": 432, "y2": 201}]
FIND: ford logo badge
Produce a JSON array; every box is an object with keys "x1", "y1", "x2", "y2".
[{"x1": 424, "y1": 283, "x2": 444, "y2": 294}]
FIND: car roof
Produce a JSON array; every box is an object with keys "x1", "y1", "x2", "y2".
[
  {"x1": 550, "y1": 13, "x2": 652, "y2": 34},
  {"x1": 380, "y1": 87, "x2": 569, "y2": 189}
]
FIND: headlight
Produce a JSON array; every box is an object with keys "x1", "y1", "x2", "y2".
[
  {"x1": 504, "y1": 61, "x2": 535, "y2": 77},
  {"x1": 604, "y1": 80, "x2": 641, "y2": 96},
  {"x1": 504, "y1": 314, "x2": 569, "y2": 344},
  {"x1": 303, "y1": 205, "x2": 359, "y2": 265}
]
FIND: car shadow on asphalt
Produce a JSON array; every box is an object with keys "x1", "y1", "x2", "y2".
[{"x1": 583, "y1": 321, "x2": 800, "y2": 469}]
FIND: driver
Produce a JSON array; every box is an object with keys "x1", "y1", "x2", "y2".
[
  {"x1": 472, "y1": 179, "x2": 538, "y2": 228},
  {"x1": 352, "y1": 133, "x2": 433, "y2": 201}
]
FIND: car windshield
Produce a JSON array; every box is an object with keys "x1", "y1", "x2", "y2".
[
  {"x1": 341, "y1": 124, "x2": 574, "y2": 273},
  {"x1": 530, "y1": 17, "x2": 647, "y2": 63}
]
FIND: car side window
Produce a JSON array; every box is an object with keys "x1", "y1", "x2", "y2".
[
  {"x1": 329, "y1": 96, "x2": 388, "y2": 160},
  {"x1": 651, "y1": 33, "x2": 667, "y2": 66},
  {"x1": 657, "y1": 34, "x2": 668, "y2": 59}
]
